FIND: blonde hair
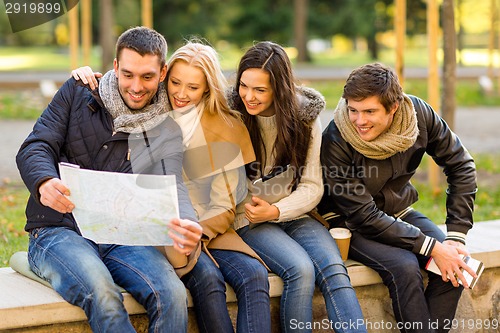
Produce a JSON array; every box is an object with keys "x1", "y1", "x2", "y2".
[{"x1": 166, "y1": 39, "x2": 237, "y2": 121}]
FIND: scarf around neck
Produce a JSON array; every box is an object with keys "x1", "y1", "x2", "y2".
[
  {"x1": 99, "y1": 70, "x2": 169, "y2": 133},
  {"x1": 170, "y1": 104, "x2": 202, "y2": 148},
  {"x1": 333, "y1": 94, "x2": 419, "y2": 160}
]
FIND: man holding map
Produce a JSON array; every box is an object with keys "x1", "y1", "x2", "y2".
[{"x1": 16, "y1": 26, "x2": 202, "y2": 332}]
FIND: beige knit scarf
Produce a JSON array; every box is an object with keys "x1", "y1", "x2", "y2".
[
  {"x1": 99, "y1": 70, "x2": 169, "y2": 133},
  {"x1": 333, "y1": 94, "x2": 419, "y2": 160}
]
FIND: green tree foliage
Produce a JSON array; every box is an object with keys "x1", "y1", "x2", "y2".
[
  {"x1": 308, "y1": 0, "x2": 427, "y2": 37},
  {"x1": 0, "y1": 0, "x2": 491, "y2": 63},
  {"x1": 224, "y1": 0, "x2": 293, "y2": 46},
  {"x1": 0, "y1": 1, "x2": 62, "y2": 47},
  {"x1": 308, "y1": 0, "x2": 386, "y2": 59},
  {"x1": 152, "y1": 0, "x2": 227, "y2": 49},
  {"x1": 406, "y1": 0, "x2": 427, "y2": 36}
]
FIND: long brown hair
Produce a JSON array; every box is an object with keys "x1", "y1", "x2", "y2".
[{"x1": 231, "y1": 41, "x2": 311, "y2": 184}]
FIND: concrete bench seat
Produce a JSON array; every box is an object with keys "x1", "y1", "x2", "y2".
[{"x1": 1, "y1": 220, "x2": 499, "y2": 333}]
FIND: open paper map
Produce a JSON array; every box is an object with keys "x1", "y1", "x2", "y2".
[{"x1": 59, "y1": 163, "x2": 179, "y2": 246}]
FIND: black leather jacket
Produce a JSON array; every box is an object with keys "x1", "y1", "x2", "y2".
[
  {"x1": 319, "y1": 95, "x2": 476, "y2": 254},
  {"x1": 17, "y1": 78, "x2": 197, "y2": 232}
]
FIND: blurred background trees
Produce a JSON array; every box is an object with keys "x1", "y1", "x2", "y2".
[{"x1": 0, "y1": 0, "x2": 495, "y2": 70}]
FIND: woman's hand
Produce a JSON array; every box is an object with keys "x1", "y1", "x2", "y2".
[
  {"x1": 244, "y1": 196, "x2": 280, "y2": 223},
  {"x1": 168, "y1": 218, "x2": 203, "y2": 255},
  {"x1": 71, "y1": 66, "x2": 102, "y2": 90}
]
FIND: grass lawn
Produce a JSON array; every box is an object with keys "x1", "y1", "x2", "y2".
[
  {"x1": 1, "y1": 45, "x2": 497, "y2": 72},
  {"x1": 0, "y1": 46, "x2": 101, "y2": 72},
  {"x1": 0, "y1": 183, "x2": 29, "y2": 267}
]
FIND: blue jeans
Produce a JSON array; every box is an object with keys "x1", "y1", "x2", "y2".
[
  {"x1": 348, "y1": 210, "x2": 463, "y2": 333},
  {"x1": 28, "y1": 227, "x2": 188, "y2": 333},
  {"x1": 182, "y1": 250, "x2": 271, "y2": 333},
  {"x1": 238, "y1": 217, "x2": 366, "y2": 333}
]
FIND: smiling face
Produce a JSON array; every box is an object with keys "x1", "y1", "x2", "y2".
[
  {"x1": 347, "y1": 95, "x2": 398, "y2": 142},
  {"x1": 166, "y1": 61, "x2": 208, "y2": 110},
  {"x1": 114, "y1": 48, "x2": 166, "y2": 110},
  {"x1": 238, "y1": 68, "x2": 275, "y2": 117}
]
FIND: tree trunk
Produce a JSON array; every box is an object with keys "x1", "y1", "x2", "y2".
[
  {"x1": 441, "y1": 0, "x2": 456, "y2": 130},
  {"x1": 456, "y1": 0, "x2": 464, "y2": 66},
  {"x1": 99, "y1": 0, "x2": 114, "y2": 73},
  {"x1": 294, "y1": 0, "x2": 311, "y2": 63},
  {"x1": 367, "y1": 34, "x2": 378, "y2": 60}
]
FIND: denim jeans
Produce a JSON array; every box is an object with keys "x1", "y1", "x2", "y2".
[
  {"x1": 238, "y1": 217, "x2": 366, "y2": 333},
  {"x1": 28, "y1": 227, "x2": 188, "y2": 333},
  {"x1": 348, "y1": 210, "x2": 463, "y2": 333},
  {"x1": 182, "y1": 250, "x2": 271, "y2": 333}
]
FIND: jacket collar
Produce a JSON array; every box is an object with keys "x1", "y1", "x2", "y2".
[{"x1": 295, "y1": 85, "x2": 325, "y2": 124}]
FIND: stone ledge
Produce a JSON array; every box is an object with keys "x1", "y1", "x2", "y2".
[
  {"x1": 1, "y1": 220, "x2": 499, "y2": 332},
  {"x1": 0, "y1": 264, "x2": 373, "y2": 331},
  {"x1": 0, "y1": 267, "x2": 145, "y2": 330}
]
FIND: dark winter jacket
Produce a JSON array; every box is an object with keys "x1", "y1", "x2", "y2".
[
  {"x1": 318, "y1": 95, "x2": 477, "y2": 255},
  {"x1": 16, "y1": 77, "x2": 197, "y2": 232}
]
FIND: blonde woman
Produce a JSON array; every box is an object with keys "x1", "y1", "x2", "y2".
[{"x1": 72, "y1": 40, "x2": 271, "y2": 333}]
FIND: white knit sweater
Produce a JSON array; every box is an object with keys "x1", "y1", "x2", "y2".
[{"x1": 233, "y1": 115, "x2": 324, "y2": 230}]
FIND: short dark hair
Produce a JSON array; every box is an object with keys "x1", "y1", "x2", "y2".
[
  {"x1": 116, "y1": 26, "x2": 167, "y2": 67},
  {"x1": 343, "y1": 62, "x2": 403, "y2": 112}
]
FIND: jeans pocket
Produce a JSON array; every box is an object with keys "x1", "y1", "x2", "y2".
[
  {"x1": 27, "y1": 227, "x2": 48, "y2": 278},
  {"x1": 29, "y1": 227, "x2": 43, "y2": 239}
]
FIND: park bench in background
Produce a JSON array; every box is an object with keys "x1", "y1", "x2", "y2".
[{"x1": 39, "y1": 79, "x2": 58, "y2": 105}]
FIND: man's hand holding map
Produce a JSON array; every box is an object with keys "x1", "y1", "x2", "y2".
[{"x1": 59, "y1": 163, "x2": 180, "y2": 246}]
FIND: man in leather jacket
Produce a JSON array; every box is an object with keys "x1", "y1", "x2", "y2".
[
  {"x1": 16, "y1": 26, "x2": 202, "y2": 333},
  {"x1": 318, "y1": 63, "x2": 477, "y2": 333}
]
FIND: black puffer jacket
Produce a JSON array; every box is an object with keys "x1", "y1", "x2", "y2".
[
  {"x1": 319, "y1": 95, "x2": 476, "y2": 254},
  {"x1": 17, "y1": 78, "x2": 197, "y2": 232}
]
